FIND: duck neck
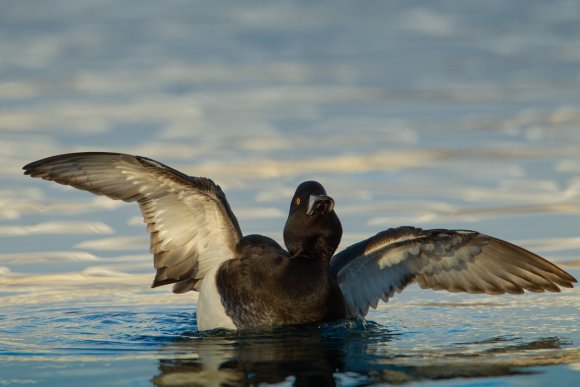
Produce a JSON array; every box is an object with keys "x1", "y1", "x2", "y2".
[
  {"x1": 292, "y1": 237, "x2": 339, "y2": 261},
  {"x1": 284, "y1": 227, "x2": 342, "y2": 261},
  {"x1": 283, "y1": 210, "x2": 343, "y2": 261}
]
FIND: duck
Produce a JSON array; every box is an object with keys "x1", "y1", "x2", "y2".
[{"x1": 23, "y1": 152, "x2": 577, "y2": 331}]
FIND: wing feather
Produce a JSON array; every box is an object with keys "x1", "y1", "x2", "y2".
[
  {"x1": 331, "y1": 226, "x2": 576, "y2": 318},
  {"x1": 23, "y1": 152, "x2": 243, "y2": 292}
]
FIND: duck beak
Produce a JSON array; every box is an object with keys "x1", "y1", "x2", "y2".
[{"x1": 306, "y1": 195, "x2": 335, "y2": 216}]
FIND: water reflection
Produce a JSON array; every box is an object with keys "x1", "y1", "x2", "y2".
[
  {"x1": 154, "y1": 338, "x2": 341, "y2": 386},
  {"x1": 154, "y1": 321, "x2": 376, "y2": 386},
  {"x1": 151, "y1": 322, "x2": 575, "y2": 386}
]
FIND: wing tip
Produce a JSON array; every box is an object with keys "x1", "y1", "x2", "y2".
[
  {"x1": 562, "y1": 272, "x2": 578, "y2": 285},
  {"x1": 22, "y1": 161, "x2": 42, "y2": 176},
  {"x1": 150, "y1": 281, "x2": 165, "y2": 289},
  {"x1": 151, "y1": 277, "x2": 175, "y2": 289},
  {"x1": 23, "y1": 152, "x2": 129, "y2": 177}
]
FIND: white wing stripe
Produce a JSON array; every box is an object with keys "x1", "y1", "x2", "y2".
[{"x1": 332, "y1": 227, "x2": 576, "y2": 318}]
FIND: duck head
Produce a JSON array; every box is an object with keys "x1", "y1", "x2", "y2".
[{"x1": 283, "y1": 181, "x2": 343, "y2": 260}]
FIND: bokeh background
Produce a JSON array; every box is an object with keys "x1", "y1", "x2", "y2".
[
  {"x1": 3, "y1": 0, "x2": 580, "y2": 275},
  {"x1": 1, "y1": 0, "x2": 579, "y2": 385}
]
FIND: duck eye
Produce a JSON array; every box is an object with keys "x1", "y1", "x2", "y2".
[{"x1": 295, "y1": 197, "x2": 301, "y2": 206}]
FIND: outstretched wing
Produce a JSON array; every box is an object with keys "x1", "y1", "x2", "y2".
[
  {"x1": 24, "y1": 152, "x2": 243, "y2": 293},
  {"x1": 331, "y1": 226, "x2": 576, "y2": 319}
]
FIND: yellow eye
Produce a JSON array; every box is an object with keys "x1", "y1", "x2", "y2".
[{"x1": 295, "y1": 197, "x2": 301, "y2": 205}]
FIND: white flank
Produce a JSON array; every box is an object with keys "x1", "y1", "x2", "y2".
[{"x1": 196, "y1": 264, "x2": 236, "y2": 331}]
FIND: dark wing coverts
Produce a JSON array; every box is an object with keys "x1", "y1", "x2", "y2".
[
  {"x1": 23, "y1": 152, "x2": 242, "y2": 293},
  {"x1": 331, "y1": 227, "x2": 576, "y2": 319}
]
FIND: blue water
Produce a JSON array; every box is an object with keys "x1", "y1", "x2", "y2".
[
  {"x1": 1, "y1": 285, "x2": 578, "y2": 386},
  {"x1": 1, "y1": 0, "x2": 580, "y2": 385}
]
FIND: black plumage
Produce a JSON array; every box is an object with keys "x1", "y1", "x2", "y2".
[{"x1": 23, "y1": 152, "x2": 577, "y2": 331}]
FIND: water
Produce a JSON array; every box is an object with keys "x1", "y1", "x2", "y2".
[
  {"x1": 1, "y1": 289, "x2": 578, "y2": 386},
  {"x1": 1, "y1": 0, "x2": 580, "y2": 385}
]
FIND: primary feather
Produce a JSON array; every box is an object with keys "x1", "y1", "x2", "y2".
[
  {"x1": 23, "y1": 152, "x2": 242, "y2": 293},
  {"x1": 331, "y1": 227, "x2": 576, "y2": 319}
]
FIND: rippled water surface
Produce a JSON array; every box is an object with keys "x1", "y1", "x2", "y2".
[
  {"x1": 1, "y1": 0, "x2": 580, "y2": 385},
  {"x1": 1, "y1": 288, "x2": 579, "y2": 386}
]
